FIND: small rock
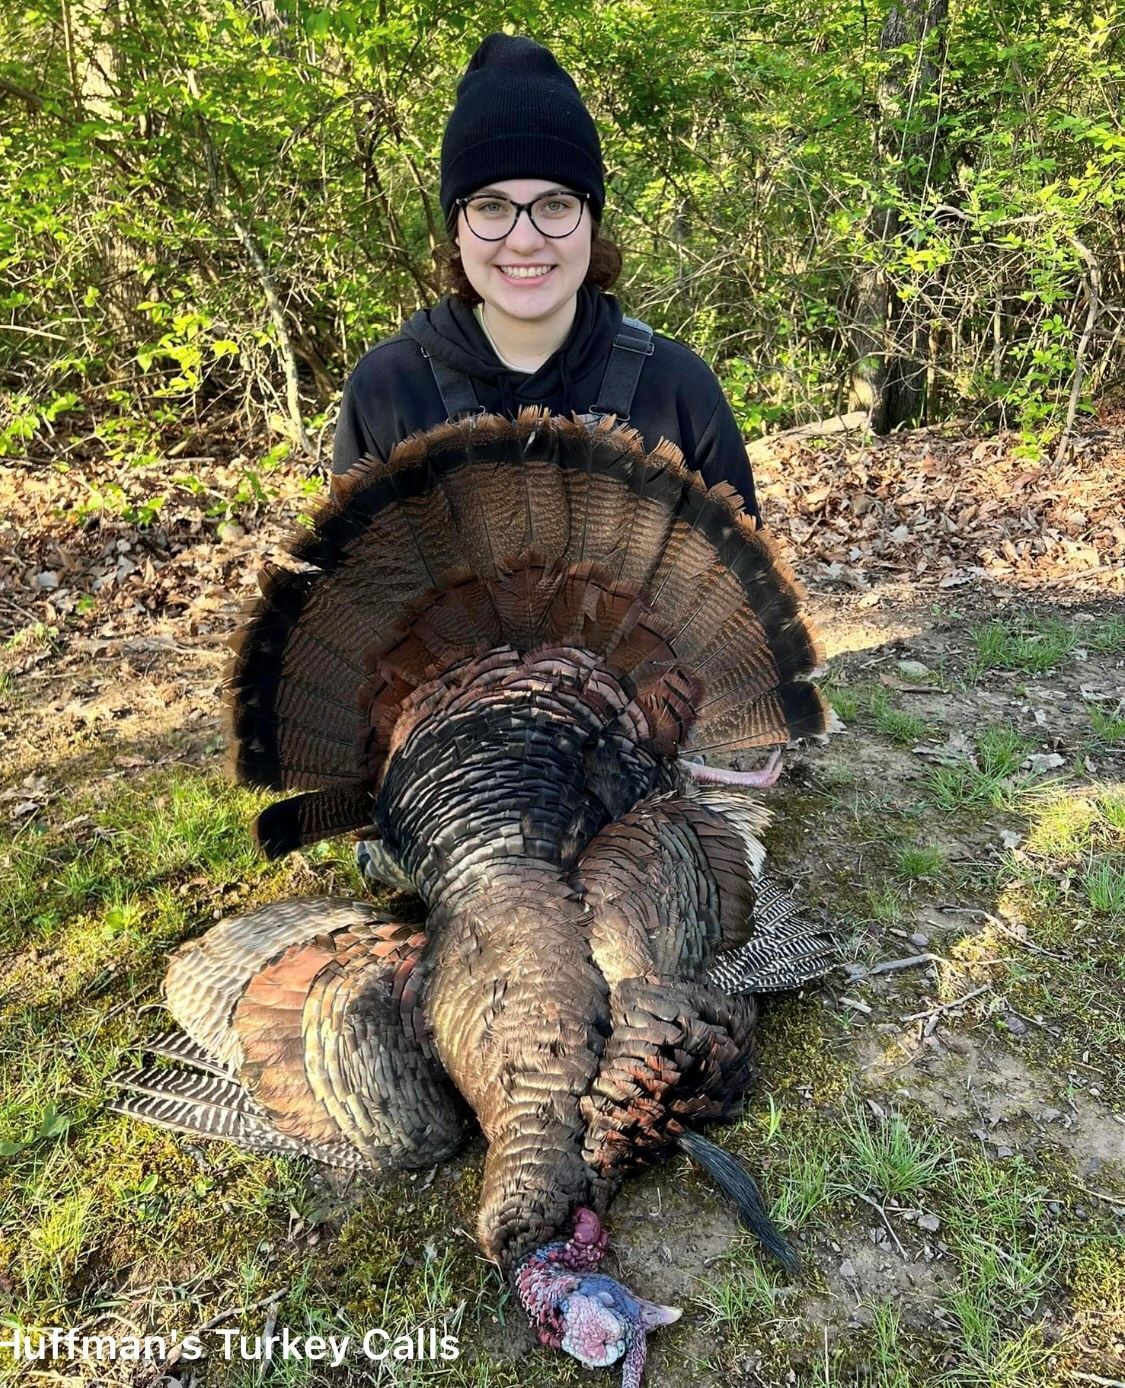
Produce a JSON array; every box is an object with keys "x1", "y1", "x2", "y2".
[
  {"x1": 999, "y1": 829, "x2": 1023, "y2": 850},
  {"x1": 896, "y1": 659, "x2": 930, "y2": 679},
  {"x1": 1023, "y1": 752, "x2": 1066, "y2": 774},
  {"x1": 839, "y1": 1259, "x2": 857, "y2": 1280},
  {"x1": 1048, "y1": 1201, "x2": 1061, "y2": 1215},
  {"x1": 909, "y1": 931, "x2": 929, "y2": 949},
  {"x1": 217, "y1": 520, "x2": 247, "y2": 542},
  {"x1": 1005, "y1": 1014, "x2": 1027, "y2": 1036},
  {"x1": 1039, "y1": 1107, "x2": 1063, "y2": 1123},
  {"x1": 917, "y1": 1213, "x2": 941, "y2": 1233},
  {"x1": 35, "y1": 570, "x2": 60, "y2": 589},
  {"x1": 995, "y1": 1145, "x2": 1015, "y2": 1159}
]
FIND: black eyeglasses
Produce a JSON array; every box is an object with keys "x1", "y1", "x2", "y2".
[{"x1": 455, "y1": 191, "x2": 590, "y2": 240}]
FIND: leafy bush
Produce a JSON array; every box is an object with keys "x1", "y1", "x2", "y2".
[{"x1": 2, "y1": 0, "x2": 1122, "y2": 456}]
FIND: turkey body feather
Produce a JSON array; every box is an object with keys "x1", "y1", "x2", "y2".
[{"x1": 112, "y1": 412, "x2": 833, "y2": 1386}]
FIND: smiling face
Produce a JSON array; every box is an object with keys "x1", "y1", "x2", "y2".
[{"x1": 455, "y1": 177, "x2": 593, "y2": 331}]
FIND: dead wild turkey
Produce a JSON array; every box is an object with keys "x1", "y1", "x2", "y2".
[{"x1": 113, "y1": 412, "x2": 833, "y2": 1386}]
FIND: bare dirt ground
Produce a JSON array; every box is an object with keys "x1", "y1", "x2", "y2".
[{"x1": 1, "y1": 413, "x2": 1122, "y2": 1387}]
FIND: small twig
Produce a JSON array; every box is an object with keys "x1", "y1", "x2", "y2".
[
  {"x1": 999, "y1": 1001, "x2": 1062, "y2": 1038},
  {"x1": 1071, "y1": 1183, "x2": 1125, "y2": 1210},
  {"x1": 1068, "y1": 1374, "x2": 1125, "y2": 1388},
  {"x1": 850, "y1": 1191, "x2": 908, "y2": 1260},
  {"x1": 937, "y1": 905, "x2": 1068, "y2": 960},
  {"x1": 164, "y1": 1288, "x2": 288, "y2": 1367},
  {"x1": 840, "y1": 996, "x2": 874, "y2": 1014},
  {"x1": 901, "y1": 983, "x2": 991, "y2": 1023},
  {"x1": 103, "y1": 983, "x2": 158, "y2": 1022},
  {"x1": 1055, "y1": 238, "x2": 1102, "y2": 466},
  {"x1": 844, "y1": 953, "x2": 940, "y2": 981}
]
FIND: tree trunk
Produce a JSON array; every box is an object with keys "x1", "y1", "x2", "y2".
[
  {"x1": 65, "y1": 0, "x2": 147, "y2": 332},
  {"x1": 850, "y1": 0, "x2": 949, "y2": 433}
]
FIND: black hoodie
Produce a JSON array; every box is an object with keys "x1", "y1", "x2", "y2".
[{"x1": 332, "y1": 285, "x2": 760, "y2": 521}]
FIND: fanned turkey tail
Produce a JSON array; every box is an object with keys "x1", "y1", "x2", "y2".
[{"x1": 224, "y1": 411, "x2": 827, "y2": 856}]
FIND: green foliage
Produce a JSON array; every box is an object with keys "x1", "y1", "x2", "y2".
[
  {"x1": 2, "y1": 0, "x2": 1123, "y2": 455},
  {"x1": 1089, "y1": 704, "x2": 1125, "y2": 746},
  {"x1": 894, "y1": 841, "x2": 948, "y2": 882}
]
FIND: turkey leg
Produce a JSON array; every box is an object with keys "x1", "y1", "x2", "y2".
[{"x1": 682, "y1": 746, "x2": 783, "y2": 788}]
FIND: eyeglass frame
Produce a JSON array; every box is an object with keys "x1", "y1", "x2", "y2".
[{"x1": 453, "y1": 190, "x2": 592, "y2": 241}]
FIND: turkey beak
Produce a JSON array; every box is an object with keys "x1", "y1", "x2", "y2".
[
  {"x1": 617, "y1": 1301, "x2": 682, "y2": 1388},
  {"x1": 636, "y1": 1298, "x2": 682, "y2": 1329}
]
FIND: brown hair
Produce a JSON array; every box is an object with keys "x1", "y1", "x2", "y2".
[{"x1": 434, "y1": 226, "x2": 623, "y2": 304}]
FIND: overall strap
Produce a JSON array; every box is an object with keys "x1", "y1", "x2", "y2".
[
  {"x1": 422, "y1": 316, "x2": 654, "y2": 423},
  {"x1": 421, "y1": 347, "x2": 482, "y2": 420},
  {"x1": 588, "y1": 316, "x2": 654, "y2": 421}
]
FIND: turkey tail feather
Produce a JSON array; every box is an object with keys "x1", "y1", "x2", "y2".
[{"x1": 254, "y1": 786, "x2": 374, "y2": 860}]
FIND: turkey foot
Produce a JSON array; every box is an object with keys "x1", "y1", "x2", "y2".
[
  {"x1": 515, "y1": 1208, "x2": 681, "y2": 1387},
  {"x1": 683, "y1": 746, "x2": 783, "y2": 788}
]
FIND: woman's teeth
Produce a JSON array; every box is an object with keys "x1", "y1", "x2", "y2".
[{"x1": 499, "y1": 266, "x2": 553, "y2": 279}]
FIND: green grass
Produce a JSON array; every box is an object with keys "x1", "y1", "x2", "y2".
[
  {"x1": 693, "y1": 1260, "x2": 783, "y2": 1325},
  {"x1": 867, "y1": 687, "x2": 928, "y2": 748},
  {"x1": 865, "y1": 1301, "x2": 912, "y2": 1388},
  {"x1": 836, "y1": 1107, "x2": 947, "y2": 1201},
  {"x1": 821, "y1": 675, "x2": 938, "y2": 747},
  {"x1": 826, "y1": 684, "x2": 861, "y2": 724},
  {"x1": 1089, "y1": 703, "x2": 1125, "y2": 746},
  {"x1": 969, "y1": 785, "x2": 1125, "y2": 1087},
  {"x1": 859, "y1": 880, "x2": 907, "y2": 926},
  {"x1": 771, "y1": 1138, "x2": 835, "y2": 1231},
  {"x1": 1083, "y1": 855, "x2": 1125, "y2": 916},
  {"x1": 969, "y1": 616, "x2": 1076, "y2": 676},
  {"x1": 923, "y1": 726, "x2": 1039, "y2": 811},
  {"x1": 937, "y1": 1156, "x2": 1061, "y2": 1388},
  {"x1": 0, "y1": 772, "x2": 275, "y2": 950},
  {"x1": 968, "y1": 611, "x2": 1125, "y2": 681},
  {"x1": 0, "y1": 766, "x2": 372, "y2": 1349},
  {"x1": 893, "y1": 841, "x2": 947, "y2": 881}
]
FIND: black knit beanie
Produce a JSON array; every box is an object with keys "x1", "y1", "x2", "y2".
[{"x1": 440, "y1": 34, "x2": 605, "y2": 223}]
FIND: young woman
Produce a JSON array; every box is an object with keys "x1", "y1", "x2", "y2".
[{"x1": 332, "y1": 32, "x2": 762, "y2": 523}]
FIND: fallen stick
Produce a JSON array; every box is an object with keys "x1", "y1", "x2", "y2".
[
  {"x1": 901, "y1": 983, "x2": 991, "y2": 1023},
  {"x1": 844, "y1": 954, "x2": 940, "y2": 982},
  {"x1": 850, "y1": 1191, "x2": 908, "y2": 1260},
  {"x1": 164, "y1": 1288, "x2": 289, "y2": 1367}
]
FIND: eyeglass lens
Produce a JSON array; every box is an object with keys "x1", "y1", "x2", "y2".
[{"x1": 463, "y1": 194, "x2": 584, "y2": 239}]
